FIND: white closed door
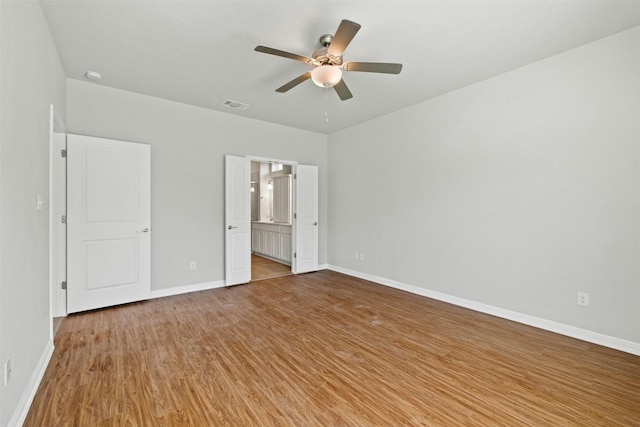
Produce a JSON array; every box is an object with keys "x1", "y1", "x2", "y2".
[
  {"x1": 225, "y1": 155, "x2": 251, "y2": 285},
  {"x1": 294, "y1": 165, "x2": 319, "y2": 273},
  {"x1": 67, "y1": 134, "x2": 151, "y2": 313}
]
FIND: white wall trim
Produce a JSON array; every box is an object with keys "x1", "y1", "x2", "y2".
[
  {"x1": 8, "y1": 339, "x2": 54, "y2": 427},
  {"x1": 246, "y1": 155, "x2": 298, "y2": 166},
  {"x1": 326, "y1": 265, "x2": 640, "y2": 356},
  {"x1": 151, "y1": 280, "x2": 227, "y2": 299},
  {"x1": 49, "y1": 105, "x2": 67, "y2": 320}
]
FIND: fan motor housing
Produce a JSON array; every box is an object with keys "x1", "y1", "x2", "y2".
[
  {"x1": 313, "y1": 34, "x2": 343, "y2": 65},
  {"x1": 312, "y1": 47, "x2": 335, "y2": 65}
]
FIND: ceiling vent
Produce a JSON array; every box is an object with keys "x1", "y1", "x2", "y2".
[{"x1": 223, "y1": 99, "x2": 250, "y2": 110}]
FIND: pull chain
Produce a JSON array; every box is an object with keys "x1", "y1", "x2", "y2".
[{"x1": 324, "y1": 87, "x2": 330, "y2": 124}]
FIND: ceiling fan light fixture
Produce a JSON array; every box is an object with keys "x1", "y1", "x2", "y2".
[
  {"x1": 255, "y1": 19, "x2": 401, "y2": 100},
  {"x1": 311, "y1": 65, "x2": 342, "y2": 88}
]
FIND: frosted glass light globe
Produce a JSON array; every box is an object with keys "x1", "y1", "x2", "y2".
[{"x1": 311, "y1": 65, "x2": 343, "y2": 88}]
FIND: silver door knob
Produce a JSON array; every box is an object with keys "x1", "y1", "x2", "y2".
[
  {"x1": 313, "y1": 222, "x2": 318, "y2": 226},
  {"x1": 136, "y1": 228, "x2": 149, "y2": 233},
  {"x1": 228, "y1": 225, "x2": 238, "y2": 229}
]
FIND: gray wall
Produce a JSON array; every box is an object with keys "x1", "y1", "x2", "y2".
[
  {"x1": 328, "y1": 27, "x2": 640, "y2": 343},
  {"x1": 0, "y1": 2, "x2": 67, "y2": 424},
  {"x1": 66, "y1": 79, "x2": 328, "y2": 291}
]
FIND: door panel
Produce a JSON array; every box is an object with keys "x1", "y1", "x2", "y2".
[
  {"x1": 67, "y1": 134, "x2": 151, "y2": 313},
  {"x1": 294, "y1": 165, "x2": 319, "y2": 273},
  {"x1": 225, "y1": 155, "x2": 251, "y2": 285},
  {"x1": 85, "y1": 239, "x2": 138, "y2": 289},
  {"x1": 85, "y1": 149, "x2": 138, "y2": 222}
]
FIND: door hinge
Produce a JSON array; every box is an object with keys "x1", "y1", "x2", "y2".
[
  {"x1": 294, "y1": 174, "x2": 297, "y2": 179},
  {"x1": 294, "y1": 252, "x2": 297, "y2": 259},
  {"x1": 61, "y1": 281, "x2": 67, "y2": 290},
  {"x1": 61, "y1": 215, "x2": 66, "y2": 224},
  {"x1": 294, "y1": 213, "x2": 297, "y2": 219},
  {"x1": 61, "y1": 149, "x2": 67, "y2": 158}
]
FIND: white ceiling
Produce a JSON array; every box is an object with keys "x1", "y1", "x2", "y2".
[{"x1": 41, "y1": 0, "x2": 640, "y2": 134}]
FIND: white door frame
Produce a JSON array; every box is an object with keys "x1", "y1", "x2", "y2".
[
  {"x1": 49, "y1": 105, "x2": 67, "y2": 325},
  {"x1": 244, "y1": 155, "x2": 319, "y2": 276},
  {"x1": 246, "y1": 156, "x2": 298, "y2": 277}
]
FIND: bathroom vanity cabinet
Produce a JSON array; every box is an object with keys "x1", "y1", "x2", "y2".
[{"x1": 251, "y1": 222, "x2": 291, "y2": 264}]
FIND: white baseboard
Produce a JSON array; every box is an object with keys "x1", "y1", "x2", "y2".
[
  {"x1": 327, "y1": 264, "x2": 640, "y2": 356},
  {"x1": 8, "y1": 339, "x2": 54, "y2": 427},
  {"x1": 150, "y1": 280, "x2": 226, "y2": 299}
]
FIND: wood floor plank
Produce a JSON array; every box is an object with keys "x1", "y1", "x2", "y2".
[
  {"x1": 251, "y1": 254, "x2": 291, "y2": 282},
  {"x1": 24, "y1": 270, "x2": 640, "y2": 426}
]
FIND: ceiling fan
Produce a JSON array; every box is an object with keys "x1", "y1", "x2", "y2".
[{"x1": 255, "y1": 19, "x2": 402, "y2": 101}]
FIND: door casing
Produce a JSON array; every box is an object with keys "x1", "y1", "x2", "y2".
[
  {"x1": 49, "y1": 105, "x2": 67, "y2": 321},
  {"x1": 226, "y1": 155, "x2": 320, "y2": 283}
]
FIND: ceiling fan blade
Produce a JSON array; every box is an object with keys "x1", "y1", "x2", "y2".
[
  {"x1": 343, "y1": 62, "x2": 403, "y2": 74},
  {"x1": 275, "y1": 72, "x2": 312, "y2": 93},
  {"x1": 327, "y1": 20, "x2": 361, "y2": 57},
  {"x1": 255, "y1": 46, "x2": 316, "y2": 65},
  {"x1": 333, "y1": 79, "x2": 353, "y2": 101}
]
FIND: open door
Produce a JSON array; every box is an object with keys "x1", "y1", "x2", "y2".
[
  {"x1": 293, "y1": 165, "x2": 319, "y2": 273},
  {"x1": 67, "y1": 134, "x2": 151, "y2": 313},
  {"x1": 225, "y1": 155, "x2": 251, "y2": 285}
]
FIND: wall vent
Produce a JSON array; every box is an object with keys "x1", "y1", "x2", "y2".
[{"x1": 223, "y1": 99, "x2": 250, "y2": 110}]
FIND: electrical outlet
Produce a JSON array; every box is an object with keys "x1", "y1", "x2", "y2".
[
  {"x1": 359, "y1": 253, "x2": 365, "y2": 261},
  {"x1": 4, "y1": 359, "x2": 11, "y2": 386},
  {"x1": 354, "y1": 252, "x2": 359, "y2": 260},
  {"x1": 577, "y1": 292, "x2": 589, "y2": 307},
  {"x1": 189, "y1": 261, "x2": 196, "y2": 271}
]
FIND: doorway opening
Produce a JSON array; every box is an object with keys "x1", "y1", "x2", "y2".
[
  {"x1": 250, "y1": 160, "x2": 293, "y2": 281},
  {"x1": 225, "y1": 154, "x2": 318, "y2": 286}
]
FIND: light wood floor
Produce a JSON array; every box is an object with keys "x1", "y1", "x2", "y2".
[
  {"x1": 25, "y1": 270, "x2": 639, "y2": 426},
  {"x1": 251, "y1": 254, "x2": 291, "y2": 282}
]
